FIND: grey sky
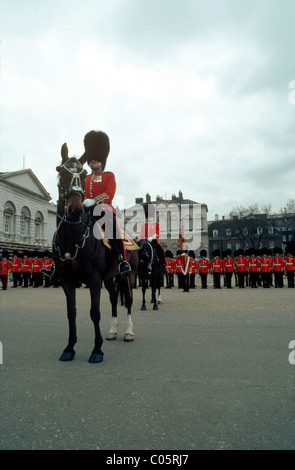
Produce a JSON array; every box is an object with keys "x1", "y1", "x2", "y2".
[{"x1": 1, "y1": 0, "x2": 294, "y2": 220}]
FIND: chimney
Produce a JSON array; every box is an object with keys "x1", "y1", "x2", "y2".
[
  {"x1": 146, "y1": 193, "x2": 151, "y2": 203},
  {"x1": 215, "y1": 214, "x2": 219, "y2": 221}
]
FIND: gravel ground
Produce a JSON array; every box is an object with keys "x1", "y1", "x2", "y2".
[{"x1": 1, "y1": 277, "x2": 295, "y2": 450}]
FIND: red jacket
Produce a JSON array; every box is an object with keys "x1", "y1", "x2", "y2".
[
  {"x1": 0, "y1": 260, "x2": 11, "y2": 275},
  {"x1": 31, "y1": 258, "x2": 43, "y2": 273},
  {"x1": 85, "y1": 171, "x2": 116, "y2": 205},
  {"x1": 165, "y1": 258, "x2": 176, "y2": 274},
  {"x1": 22, "y1": 258, "x2": 32, "y2": 273},
  {"x1": 272, "y1": 256, "x2": 285, "y2": 272},
  {"x1": 284, "y1": 255, "x2": 295, "y2": 271},
  {"x1": 210, "y1": 258, "x2": 223, "y2": 273},
  {"x1": 260, "y1": 256, "x2": 271, "y2": 273},
  {"x1": 248, "y1": 257, "x2": 260, "y2": 272},
  {"x1": 198, "y1": 258, "x2": 210, "y2": 273},
  {"x1": 189, "y1": 258, "x2": 198, "y2": 274},
  {"x1": 43, "y1": 258, "x2": 53, "y2": 271},
  {"x1": 223, "y1": 258, "x2": 234, "y2": 272},
  {"x1": 235, "y1": 257, "x2": 247, "y2": 272},
  {"x1": 11, "y1": 257, "x2": 22, "y2": 273},
  {"x1": 138, "y1": 222, "x2": 160, "y2": 241}
]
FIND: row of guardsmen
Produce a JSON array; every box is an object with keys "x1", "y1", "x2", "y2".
[
  {"x1": 164, "y1": 247, "x2": 295, "y2": 292},
  {"x1": 0, "y1": 250, "x2": 54, "y2": 290}
]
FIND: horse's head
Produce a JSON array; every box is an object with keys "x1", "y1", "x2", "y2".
[
  {"x1": 56, "y1": 143, "x2": 87, "y2": 217},
  {"x1": 138, "y1": 240, "x2": 154, "y2": 267}
]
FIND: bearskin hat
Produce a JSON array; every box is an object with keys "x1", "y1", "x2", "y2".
[
  {"x1": 1, "y1": 250, "x2": 9, "y2": 259},
  {"x1": 188, "y1": 250, "x2": 195, "y2": 259},
  {"x1": 212, "y1": 249, "x2": 220, "y2": 257},
  {"x1": 81, "y1": 130, "x2": 110, "y2": 169},
  {"x1": 226, "y1": 249, "x2": 232, "y2": 256},
  {"x1": 249, "y1": 248, "x2": 256, "y2": 256},
  {"x1": 200, "y1": 249, "x2": 207, "y2": 257},
  {"x1": 165, "y1": 250, "x2": 173, "y2": 258}
]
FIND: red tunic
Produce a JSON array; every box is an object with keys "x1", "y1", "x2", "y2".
[
  {"x1": 138, "y1": 222, "x2": 160, "y2": 241},
  {"x1": 11, "y1": 257, "x2": 22, "y2": 273},
  {"x1": 223, "y1": 258, "x2": 234, "y2": 272},
  {"x1": 0, "y1": 260, "x2": 11, "y2": 275},
  {"x1": 85, "y1": 171, "x2": 116, "y2": 206},
  {"x1": 198, "y1": 258, "x2": 210, "y2": 273}
]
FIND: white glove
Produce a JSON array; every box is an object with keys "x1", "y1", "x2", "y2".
[{"x1": 83, "y1": 198, "x2": 96, "y2": 208}]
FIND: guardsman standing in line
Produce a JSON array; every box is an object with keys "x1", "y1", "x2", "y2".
[
  {"x1": 165, "y1": 250, "x2": 175, "y2": 289},
  {"x1": 11, "y1": 250, "x2": 22, "y2": 288},
  {"x1": 260, "y1": 249, "x2": 271, "y2": 288},
  {"x1": 31, "y1": 252, "x2": 43, "y2": 288},
  {"x1": 198, "y1": 249, "x2": 210, "y2": 289},
  {"x1": 223, "y1": 249, "x2": 234, "y2": 288},
  {"x1": 210, "y1": 249, "x2": 223, "y2": 289},
  {"x1": 43, "y1": 250, "x2": 54, "y2": 287},
  {"x1": 188, "y1": 250, "x2": 197, "y2": 289},
  {"x1": 272, "y1": 248, "x2": 285, "y2": 288},
  {"x1": 235, "y1": 249, "x2": 247, "y2": 288},
  {"x1": 248, "y1": 248, "x2": 260, "y2": 288},
  {"x1": 0, "y1": 251, "x2": 11, "y2": 290},
  {"x1": 176, "y1": 250, "x2": 184, "y2": 289},
  {"x1": 21, "y1": 250, "x2": 31, "y2": 288},
  {"x1": 284, "y1": 244, "x2": 295, "y2": 288}
]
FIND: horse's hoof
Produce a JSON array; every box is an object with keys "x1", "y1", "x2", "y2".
[
  {"x1": 88, "y1": 353, "x2": 104, "y2": 363},
  {"x1": 106, "y1": 332, "x2": 117, "y2": 341},
  {"x1": 59, "y1": 351, "x2": 75, "y2": 361},
  {"x1": 140, "y1": 305, "x2": 147, "y2": 311},
  {"x1": 153, "y1": 304, "x2": 158, "y2": 310},
  {"x1": 124, "y1": 333, "x2": 134, "y2": 342}
]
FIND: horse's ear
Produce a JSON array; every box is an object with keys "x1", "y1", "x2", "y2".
[
  {"x1": 61, "y1": 143, "x2": 69, "y2": 163},
  {"x1": 79, "y1": 152, "x2": 87, "y2": 165}
]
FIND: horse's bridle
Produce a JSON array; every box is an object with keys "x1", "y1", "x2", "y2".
[{"x1": 58, "y1": 159, "x2": 85, "y2": 199}]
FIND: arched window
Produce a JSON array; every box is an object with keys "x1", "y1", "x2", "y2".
[
  {"x1": 34, "y1": 211, "x2": 44, "y2": 241},
  {"x1": 3, "y1": 201, "x2": 16, "y2": 236},
  {"x1": 20, "y1": 207, "x2": 31, "y2": 237}
]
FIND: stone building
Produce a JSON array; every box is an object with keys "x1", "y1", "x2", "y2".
[
  {"x1": 122, "y1": 190, "x2": 209, "y2": 257},
  {"x1": 0, "y1": 169, "x2": 57, "y2": 256},
  {"x1": 208, "y1": 212, "x2": 295, "y2": 256}
]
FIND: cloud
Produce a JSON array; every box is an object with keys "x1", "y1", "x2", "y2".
[{"x1": 0, "y1": 0, "x2": 295, "y2": 220}]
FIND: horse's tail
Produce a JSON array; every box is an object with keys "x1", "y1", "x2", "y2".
[{"x1": 117, "y1": 276, "x2": 132, "y2": 308}]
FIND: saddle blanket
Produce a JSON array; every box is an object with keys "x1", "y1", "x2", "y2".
[{"x1": 94, "y1": 223, "x2": 139, "y2": 251}]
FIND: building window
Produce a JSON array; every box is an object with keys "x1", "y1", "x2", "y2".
[
  {"x1": 257, "y1": 227, "x2": 263, "y2": 235},
  {"x1": 236, "y1": 242, "x2": 241, "y2": 250},
  {"x1": 226, "y1": 228, "x2": 231, "y2": 236},
  {"x1": 213, "y1": 229, "x2": 218, "y2": 237},
  {"x1": 243, "y1": 228, "x2": 248, "y2": 236},
  {"x1": 268, "y1": 226, "x2": 274, "y2": 234},
  {"x1": 4, "y1": 212, "x2": 12, "y2": 233},
  {"x1": 20, "y1": 210, "x2": 30, "y2": 237},
  {"x1": 226, "y1": 243, "x2": 232, "y2": 250},
  {"x1": 269, "y1": 241, "x2": 274, "y2": 249},
  {"x1": 35, "y1": 217, "x2": 42, "y2": 238}
]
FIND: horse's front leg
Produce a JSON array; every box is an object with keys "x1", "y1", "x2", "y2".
[
  {"x1": 124, "y1": 278, "x2": 134, "y2": 342},
  {"x1": 105, "y1": 278, "x2": 119, "y2": 341},
  {"x1": 89, "y1": 278, "x2": 104, "y2": 363},
  {"x1": 151, "y1": 275, "x2": 158, "y2": 311},
  {"x1": 140, "y1": 276, "x2": 147, "y2": 311},
  {"x1": 60, "y1": 284, "x2": 77, "y2": 361}
]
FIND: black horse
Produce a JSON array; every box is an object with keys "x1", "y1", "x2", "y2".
[
  {"x1": 137, "y1": 240, "x2": 164, "y2": 311},
  {"x1": 53, "y1": 143, "x2": 138, "y2": 363}
]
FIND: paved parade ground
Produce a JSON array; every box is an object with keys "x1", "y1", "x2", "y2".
[{"x1": 1, "y1": 280, "x2": 295, "y2": 450}]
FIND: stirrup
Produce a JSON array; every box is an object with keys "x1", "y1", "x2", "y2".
[{"x1": 118, "y1": 260, "x2": 131, "y2": 277}]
